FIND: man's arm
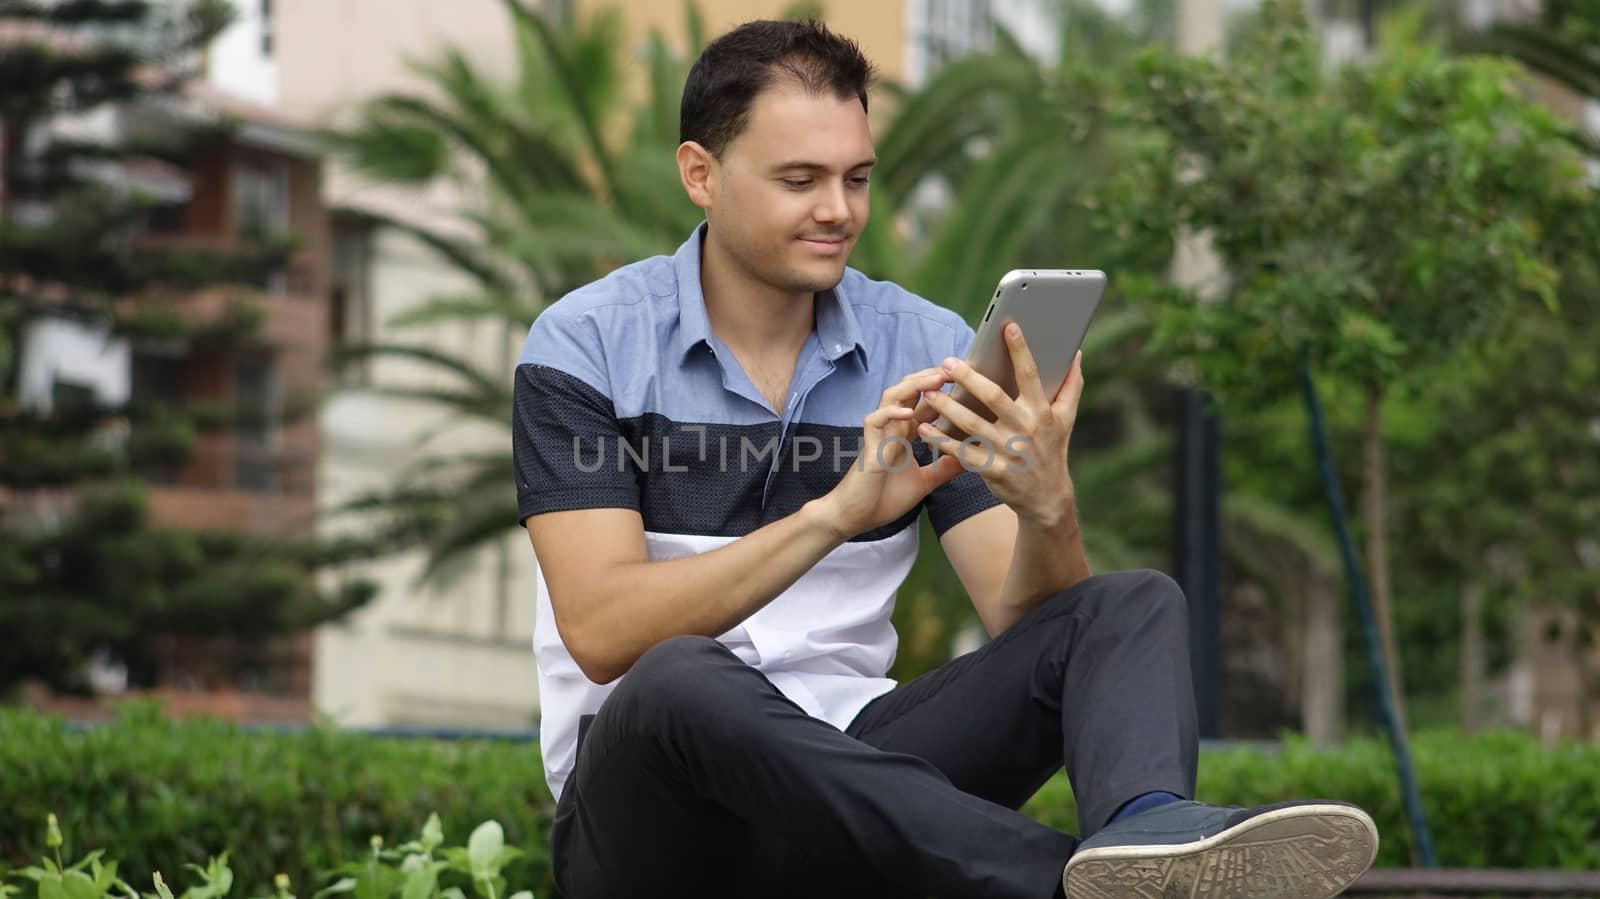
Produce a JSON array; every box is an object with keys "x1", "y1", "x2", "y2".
[
  {"x1": 917, "y1": 323, "x2": 1093, "y2": 637},
  {"x1": 940, "y1": 502, "x2": 1091, "y2": 639},
  {"x1": 525, "y1": 366, "x2": 961, "y2": 684},
  {"x1": 527, "y1": 503, "x2": 842, "y2": 684}
]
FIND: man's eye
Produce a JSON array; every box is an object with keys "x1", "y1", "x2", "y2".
[
  {"x1": 849, "y1": 176, "x2": 871, "y2": 187},
  {"x1": 782, "y1": 178, "x2": 812, "y2": 189}
]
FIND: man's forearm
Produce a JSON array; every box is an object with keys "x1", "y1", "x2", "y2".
[
  {"x1": 992, "y1": 506, "x2": 1091, "y2": 635},
  {"x1": 568, "y1": 499, "x2": 846, "y2": 682}
]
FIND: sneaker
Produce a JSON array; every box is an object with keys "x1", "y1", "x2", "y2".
[{"x1": 1061, "y1": 799, "x2": 1379, "y2": 898}]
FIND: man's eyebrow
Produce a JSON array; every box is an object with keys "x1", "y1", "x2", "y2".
[{"x1": 769, "y1": 158, "x2": 878, "y2": 173}]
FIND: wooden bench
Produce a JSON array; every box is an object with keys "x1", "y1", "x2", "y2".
[{"x1": 1347, "y1": 869, "x2": 1600, "y2": 897}]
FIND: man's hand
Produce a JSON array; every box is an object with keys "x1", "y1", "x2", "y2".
[
  {"x1": 812, "y1": 367, "x2": 966, "y2": 540},
  {"x1": 915, "y1": 322, "x2": 1083, "y2": 530}
]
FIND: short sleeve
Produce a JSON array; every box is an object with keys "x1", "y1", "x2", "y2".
[
  {"x1": 513, "y1": 308, "x2": 641, "y2": 524},
  {"x1": 922, "y1": 320, "x2": 1003, "y2": 536}
]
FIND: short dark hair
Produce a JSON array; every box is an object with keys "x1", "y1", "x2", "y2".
[{"x1": 680, "y1": 19, "x2": 875, "y2": 157}]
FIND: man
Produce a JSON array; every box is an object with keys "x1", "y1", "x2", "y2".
[{"x1": 514, "y1": 18, "x2": 1378, "y2": 899}]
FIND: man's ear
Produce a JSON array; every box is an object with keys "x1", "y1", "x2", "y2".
[{"x1": 677, "y1": 141, "x2": 716, "y2": 210}]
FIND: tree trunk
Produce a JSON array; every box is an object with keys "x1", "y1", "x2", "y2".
[
  {"x1": 1460, "y1": 582, "x2": 1485, "y2": 734},
  {"x1": 1363, "y1": 387, "x2": 1409, "y2": 731},
  {"x1": 1302, "y1": 568, "x2": 1344, "y2": 745}
]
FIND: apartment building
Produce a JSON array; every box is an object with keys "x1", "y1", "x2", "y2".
[{"x1": 12, "y1": 68, "x2": 330, "y2": 721}]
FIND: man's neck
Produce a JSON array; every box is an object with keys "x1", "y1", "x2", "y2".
[{"x1": 699, "y1": 228, "x2": 816, "y2": 360}]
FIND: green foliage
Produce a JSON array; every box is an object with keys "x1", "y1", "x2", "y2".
[
  {"x1": 1023, "y1": 729, "x2": 1600, "y2": 868},
  {"x1": 1463, "y1": 0, "x2": 1600, "y2": 106},
  {"x1": 3, "y1": 806, "x2": 540, "y2": 899},
  {"x1": 0, "y1": 483, "x2": 376, "y2": 692},
  {"x1": 0, "y1": 706, "x2": 558, "y2": 899},
  {"x1": 1087, "y1": 1, "x2": 1600, "y2": 727},
  {"x1": 1098, "y1": 1, "x2": 1594, "y2": 405},
  {"x1": 6, "y1": 706, "x2": 1600, "y2": 899}
]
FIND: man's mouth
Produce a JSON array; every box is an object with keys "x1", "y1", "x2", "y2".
[{"x1": 799, "y1": 235, "x2": 850, "y2": 252}]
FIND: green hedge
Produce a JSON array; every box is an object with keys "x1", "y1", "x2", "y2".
[{"x1": 4, "y1": 704, "x2": 1599, "y2": 899}]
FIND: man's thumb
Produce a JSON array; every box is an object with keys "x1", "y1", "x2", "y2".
[{"x1": 927, "y1": 454, "x2": 964, "y2": 488}]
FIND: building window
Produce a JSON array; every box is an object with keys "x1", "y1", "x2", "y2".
[
  {"x1": 329, "y1": 218, "x2": 375, "y2": 383},
  {"x1": 131, "y1": 351, "x2": 188, "y2": 485},
  {"x1": 233, "y1": 159, "x2": 289, "y2": 241},
  {"x1": 51, "y1": 378, "x2": 97, "y2": 418},
  {"x1": 233, "y1": 356, "x2": 280, "y2": 492},
  {"x1": 145, "y1": 201, "x2": 187, "y2": 235},
  {"x1": 233, "y1": 159, "x2": 290, "y2": 292},
  {"x1": 261, "y1": 0, "x2": 274, "y2": 57},
  {"x1": 907, "y1": 0, "x2": 995, "y2": 86}
]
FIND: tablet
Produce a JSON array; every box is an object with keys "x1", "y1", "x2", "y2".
[{"x1": 933, "y1": 269, "x2": 1107, "y2": 442}]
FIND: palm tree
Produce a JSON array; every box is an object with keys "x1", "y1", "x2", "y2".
[{"x1": 321, "y1": 0, "x2": 703, "y2": 584}]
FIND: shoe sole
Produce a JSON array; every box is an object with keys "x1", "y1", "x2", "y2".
[{"x1": 1062, "y1": 803, "x2": 1379, "y2": 899}]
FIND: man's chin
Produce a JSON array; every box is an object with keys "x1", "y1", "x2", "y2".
[
  {"x1": 781, "y1": 256, "x2": 849, "y2": 293},
  {"x1": 784, "y1": 269, "x2": 846, "y2": 295}
]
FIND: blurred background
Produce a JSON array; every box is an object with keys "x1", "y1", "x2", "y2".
[{"x1": 2, "y1": 0, "x2": 1599, "y2": 886}]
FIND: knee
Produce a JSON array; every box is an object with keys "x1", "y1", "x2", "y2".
[
  {"x1": 612, "y1": 634, "x2": 736, "y2": 716},
  {"x1": 1077, "y1": 569, "x2": 1188, "y2": 627}
]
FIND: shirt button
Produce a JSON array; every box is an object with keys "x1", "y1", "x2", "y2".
[{"x1": 834, "y1": 344, "x2": 844, "y2": 353}]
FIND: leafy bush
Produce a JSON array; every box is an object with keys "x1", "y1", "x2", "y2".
[
  {"x1": 1, "y1": 812, "x2": 536, "y2": 899},
  {"x1": 1023, "y1": 729, "x2": 1600, "y2": 868},
  {"x1": 5, "y1": 703, "x2": 1599, "y2": 899},
  {"x1": 0, "y1": 705, "x2": 557, "y2": 898}
]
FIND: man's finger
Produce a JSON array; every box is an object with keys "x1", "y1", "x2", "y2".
[
  {"x1": 942, "y1": 356, "x2": 1016, "y2": 425},
  {"x1": 919, "y1": 422, "x2": 1004, "y2": 473},
  {"x1": 921, "y1": 388, "x2": 997, "y2": 446},
  {"x1": 865, "y1": 405, "x2": 916, "y2": 432},
  {"x1": 1050, "y1": 351, "x2": 1085, "y2": 423},
  {"x1": 1004, "y1": 322, "x2": 1047, "y2": 408},
  {"x1": 883, "y1": 369, "x2": 952, "y2": 408},
  {"x1": 916, "y1": 453, "x2": 965, "y2": 491}
]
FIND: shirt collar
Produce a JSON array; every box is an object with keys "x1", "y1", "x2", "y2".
[{"x1": 671, "y1": 222, "x2": 869, "y2": 371}]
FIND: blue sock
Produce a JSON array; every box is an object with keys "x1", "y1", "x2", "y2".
[{"x1": 1108, "y1": 790, "x2": 1184, "y2": 825}]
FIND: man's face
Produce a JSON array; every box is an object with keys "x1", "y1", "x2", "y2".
[{"x1": 704, "y1": 81, "x2": 875, "y2": 294}]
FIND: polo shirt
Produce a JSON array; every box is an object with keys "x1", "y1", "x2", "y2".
[{"x1": 513, "y1": 222, "x2": 1001, "y2": 801}]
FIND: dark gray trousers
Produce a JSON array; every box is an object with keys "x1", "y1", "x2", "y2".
[{"x1": 549, "y1": 569, "x2": 1199, "y2": 899}]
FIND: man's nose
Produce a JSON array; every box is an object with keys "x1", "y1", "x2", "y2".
[{"x1": 813, "y1": 181, "x2": 849, "y2": 223}]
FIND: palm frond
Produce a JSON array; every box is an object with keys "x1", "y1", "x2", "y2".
[
  {"x1": 684, "y1": 0, "x2": 706, "y2": 53},
  {"x1": 383, "y1": 292, "x2": 543, "y2": 331},
  {"x1": 317, "y1": 117, "x2": 448, "y2": 185},
  {"x1": 639, "y1": 30, "x2": 685, "y2": 148},
  {"x1": 414, "y1": 492, "x2": 525, "y2": 587},
  {"x1": 327, "y1": 342, "x2": 505, "y2": 398},
  {"x1": 332, "y1": 385, "x2": 508, "y2": 425},
  {"x1": 331, "y1": 209, "x2": 514, "y2": 294},
  {"x1": 907, "y1": 138, "x2": 1081, "y2": 314},
  {"x1": 502, "y1": 0, "x2": 618, "y2": 198},
  {"x1": 873, "y1": 52, "x2": 1037, "y2": 204}
]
